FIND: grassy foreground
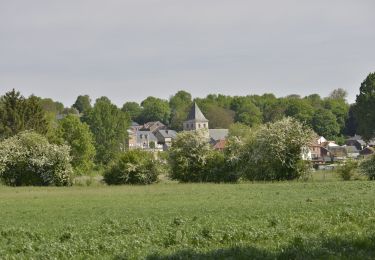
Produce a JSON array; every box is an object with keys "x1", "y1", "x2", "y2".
[{"x1": 0, "y1": 181, "x2": 375, "y2": 259}]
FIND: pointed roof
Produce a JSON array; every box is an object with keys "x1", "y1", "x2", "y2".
[{"x1": 186, "y1": 102, "x2": 208, "y2": 122}]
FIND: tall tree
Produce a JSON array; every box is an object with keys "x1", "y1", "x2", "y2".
[
  {"x1": 205, "y1": 104, "x2": 235, "y2": 129},
  {"x1": 329, "y1": 88, "x2": 348, "y2": 100},
  {"x1": 0, "y1": 90, "x2": 48, "y2": 139},
  {"x1": 58, "y1": 115, "x2": 96, "y2": 175},
  {"x1": 122, "y1": 102, "x2": 142, "y2": 122},
  {"x1": 138, "y1": 97, "x2": 170, "y2": 124},
  {"x1": 312, "y1": 109, "x2": 340, "y2": 139},
  {"x1": 73, "y1": 95, "x2": 92, "y2": 115},
  {"x1": 169, "y1": 90, "x2": 192, "y2": 130},
  {"x1": 354, "y1": 72, "x2": 375, "y2": 141},
  {"x1": 344, "y1": 104, "x2": 358, "y2": 136},
  {"x1": 231, "y1": 97, "x2": 262, "y2": 127},
  {"x1": 284, "y1": 98, "x2": 314, "y2": 125},
  {"x1": 87, "y1": 97, "x2": 130, "y2": 164}
]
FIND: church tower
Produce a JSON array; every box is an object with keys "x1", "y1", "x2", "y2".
[{"x1": 183, "y1": 102, "x2": 209, "y2": 131}]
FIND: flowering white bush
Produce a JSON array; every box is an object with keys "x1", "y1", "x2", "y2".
[
  {"x1": 0, "y1": 131, "x2": 73, "y2": 186},
  {"x1": 227, "y1": 117, "x2": 314, "y2": 180}
]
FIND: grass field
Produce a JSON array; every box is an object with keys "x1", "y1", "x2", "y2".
[{"x1": 1, "y1": 179, "x2": 375, "y2": 259}]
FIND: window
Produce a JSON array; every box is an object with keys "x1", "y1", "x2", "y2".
[
  {"x1": 198, "y1": 124, "x2": 201, "y2": 128},
  {"x1": 191, "y1": 123, "x2": 193, "y2": 128},
  {"x1": 203, "y1": 124, "x2": 206, "y2": 128}
]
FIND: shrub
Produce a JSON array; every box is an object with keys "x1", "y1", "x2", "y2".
[
  {"x1": 103, "y1": 150, "x2": 160, "y2": 185},
  {"x1": 227, "y1": 118, "x2": 314, "y2": 181},
  {"x1": 337, "y1": 160, "x2": 358, "y2": 181},
  {"x1": 0, "y1": 131, "x2": 73, "y2": 186},
  {"x1": 360, "y1": 155, "x2": 375, "y2": 180},
  {"x1": 168, "y1": 130, "x2": 240, "y2": 183}
]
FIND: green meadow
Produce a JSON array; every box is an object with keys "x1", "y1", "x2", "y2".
[{"x1": 1, "y1": 179, "x2": 375, "y2": 259}]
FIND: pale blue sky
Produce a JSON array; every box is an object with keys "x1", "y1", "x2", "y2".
[{"x1": 1, "y1": 0, "x2": 374, "y2": 106}]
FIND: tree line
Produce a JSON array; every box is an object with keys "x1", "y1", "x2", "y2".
[{"x1": 0, "y1": 72, "x2": 374, "y2": 185}]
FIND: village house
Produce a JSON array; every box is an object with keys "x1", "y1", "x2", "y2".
[{"x1": 154, "y1": 129, "x2": 177, "y2": 150}]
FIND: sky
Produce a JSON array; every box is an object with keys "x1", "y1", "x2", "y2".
[{"x1": 1, "y1": 0, "x2": 374, "y2": 106}]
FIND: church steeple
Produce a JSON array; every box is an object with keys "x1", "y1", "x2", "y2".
[{"x1": 183, "y1": 102, "x2": 209, "y2": 131}]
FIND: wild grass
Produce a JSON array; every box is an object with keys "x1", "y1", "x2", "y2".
[{"x1": 0, "y1": 181, "x2": 374, "y2": 259}]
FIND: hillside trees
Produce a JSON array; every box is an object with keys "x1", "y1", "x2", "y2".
[
  {"x1": 354, "y1": 72, "x2": 375, "y2": 141},
  {"x1": 311, "y1": 109, "x2": 340, "y2": 139},
  {"x1": 86, "y1": 97, "x2": 130, "y2": 165},
  {"x1": 231, "y1": 97, "x2": 262, "y2": 127}
]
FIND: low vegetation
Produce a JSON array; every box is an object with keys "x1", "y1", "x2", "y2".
[
  {"x1": 361, "y1": 155, "x2": 375, "y2": 180},
  {"x1": 0, "y1": 181, "x2": 374, "y2": 259},
  {"x1": 103, "y1": 150, "x2": 161, "y2": 185}
]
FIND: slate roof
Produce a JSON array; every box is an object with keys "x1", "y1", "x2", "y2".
[
  {"x1": 209, "y1": 129, "x2": 229, "y2": 141},
  {"x1": 186, "y1": 103, "x2": 208, "y2": 122},
  {"x1": 136, "y1": 131, "x2": 158, "y2": 143},
  {"x1": 157, "y1": 129, "x2": 177, "y2": 138}
]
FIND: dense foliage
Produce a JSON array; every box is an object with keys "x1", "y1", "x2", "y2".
[
  {"x1": 354, "y1": 72, "x2": 375, "y2": 141},
  {"x1": 103, "y1": 150, "x2": 160, "y2": 185},
  {"x1": 86, "y1": 97, "x2": 129, "y2": 165},
  {"x1": 0, "y1": 131, "x2": 73, "y2": 186},
  {"x1": 227, "y1": 118, "x2": 314, "y2": 181},
  {"x1": 0, "y1": 89, "x2": 48, "y2": 139},
  {"x1": 57, "y1": 115, "x2": 96, "y2": 175},
  {"x1": 72, "y1": 95, "x2": 92, "y2": 115},
  {"x1": 167, "y1": 130, "x2": 237, "y2": 183}
]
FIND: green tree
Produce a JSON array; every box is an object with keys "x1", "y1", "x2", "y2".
[
  {"x1": 138, "y1": 97, "x2": 171, "y2": 124},
  {"x1": 0, "y1": 90, "x2": 48, "y2": 139},
  {"x1": 284, "y1": 98, "x2": 314, "y2": 125},
  {"x1": 58, "y1": 115, "x2": 96, "y2": 175},
  {"x1": 121, "y1": 102, "x2": 142, "y2": 121},
  {"x1": 329, "y1": 88, "x2": 348, "y2": 100},
  {"x1": 40, "y1": 98, "x2": 64, "y2": 114},
  {"x1": 72, "y1": 95, "x2": 92, "y2": 115},
  {"x1": 344, "y1": 104, "x2": 358, "y2": 136},
  {"x1": 87, "y1": 97, "x2": 130, "y2": 165},
  {"x1": 324, "y1": 98, "x2": 349, "y2": 134},
  {"x1": 311, "y1": 109, "x2": 340, "y2": 139},
  {"x1": 205, "y1": 104, "x2": 235, "y2": 129},
  {"x1": 169, "y1": 90, "x2": 192, "y2": 130},
  {"x1": 354, "y1": 72, "x2": 375, "y2": 141},
  {"x1": 231, "y1": 97, "x2": 262, "y2": 126}
]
